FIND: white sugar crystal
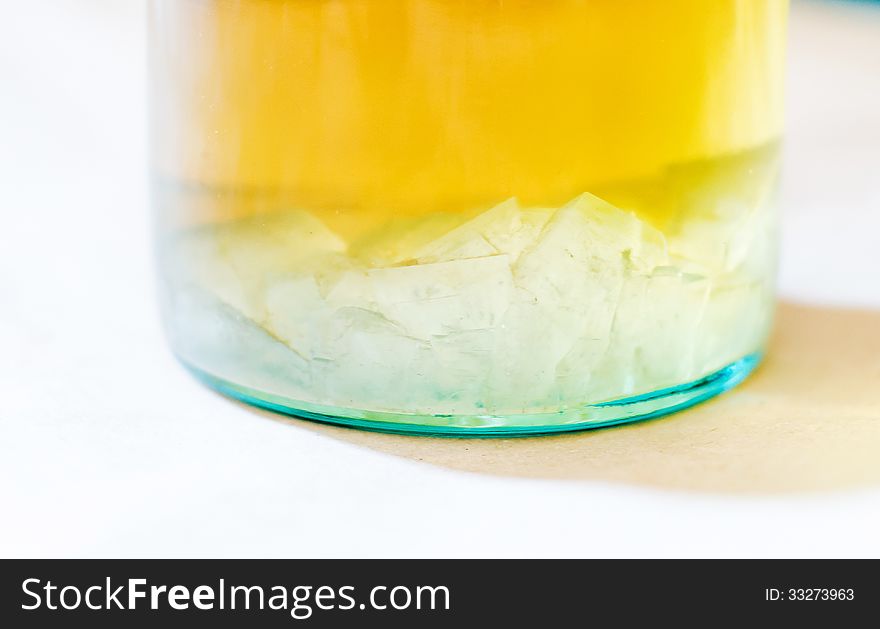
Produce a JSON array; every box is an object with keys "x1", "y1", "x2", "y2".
[
  {"x1": 367, "y1": 255, "x2": 514, "y2": 340},
  {"x1": 216, "y1": 210, "x2": 346, "y2": 280},
  {"x1": 694, "y1": 279, "x2": 772, "y2": 374},
  {"x1": 666, "y1": 155, "x2": 778, "y2": 276},
  {"x1": 349, "y1": 213, "x2": 463, "y2": 266},
  {"x1": 180, "y1": 210, "x2": 347, "y2": 324},
  {"x1": 263, "y1": 274, "x2": 329, "y2": 359},
  {"x1": 513, "y1": 193, "x2": 667, "y2": 307},
  {"x1": 625, "y1": 268, "x2": 712, "y2": 387},
  {"x1": 499, "y1": 208, "x2": 555, "y2": 261},
  {"x1": 425, "y1": 329, "x2": 495, "y2": 415},
  {"x1": 486, "y1": 291, "x2": 589, "y2": 411},
  {"x1": 321, "y1": 268, "x2": 376, "y2": 309},
  {"x1": 498, "y1": 193, "x2": 670, "y2": 408},
  {"x1": 414, "y1": 198, "x2": 519, "y2": 263},
  {"x1": 411, "y1": 198, "x2": 556, "y2": 266},
  {"x1": 172, "y1": 187, "x2": 774, "y2": 417},
  {"x1": 166, "y1": 284, "x2": 312, "y2": 393},
  {"x1": 668, "y1": 198, "x2": 756, "y2": 273},
  {"x1": 308, "y1": 307, "x2": 433, "y2": 411}
]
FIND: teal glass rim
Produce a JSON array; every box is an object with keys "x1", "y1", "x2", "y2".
[{"x1": 181, "y1": 352, "x2": 761, "y2": 438}]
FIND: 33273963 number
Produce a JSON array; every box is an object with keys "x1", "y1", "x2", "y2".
[{"x1": 786, "y1": 588, "x2": 854, "y2": 601}]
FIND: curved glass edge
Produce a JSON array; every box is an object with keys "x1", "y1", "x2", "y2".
[{"x1": 181, "y1": 353, "x2": 761, "y2": 438}]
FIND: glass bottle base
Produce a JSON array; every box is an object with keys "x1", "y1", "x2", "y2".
[{"x1": 183, "y1": 353, "x2": 760, "y2": 437}]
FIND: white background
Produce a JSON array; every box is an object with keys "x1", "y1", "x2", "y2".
[{"x1": 1, "y1": 0, "x2": 879, "y2": 557}]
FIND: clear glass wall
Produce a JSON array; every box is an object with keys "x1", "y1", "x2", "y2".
[{"x1": 151, "y1": 0, "x2": 788, "y2": 433}]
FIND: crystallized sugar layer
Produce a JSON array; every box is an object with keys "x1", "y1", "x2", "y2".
[{"x1": 165, "y1": 190, "x2": 775, "y2": 416}]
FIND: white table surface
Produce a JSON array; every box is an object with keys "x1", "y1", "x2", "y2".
[{"x1": 2, "y1": 0, "x2": 879, "y2": 558}]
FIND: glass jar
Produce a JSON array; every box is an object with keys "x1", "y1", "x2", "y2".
[{"x1": 150, "y1": 0, "x2": 788, "y2": 435}]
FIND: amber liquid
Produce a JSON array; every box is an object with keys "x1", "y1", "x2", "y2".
[{"x1": 152, "y1": 0, "x2": 786, "y2": 232}]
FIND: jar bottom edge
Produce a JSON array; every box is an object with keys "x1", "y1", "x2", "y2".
[{"x1": 180, "y1": 353, "x2": 761, "y2": 438}]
